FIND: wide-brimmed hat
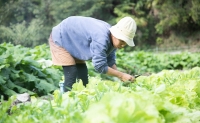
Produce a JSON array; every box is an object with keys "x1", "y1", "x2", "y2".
[{"x1": 109, "y1": 17, "x2": 137, "y2": 46}]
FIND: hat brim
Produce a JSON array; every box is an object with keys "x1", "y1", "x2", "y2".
[{"x1": 109, "y1": 26, "x2": 135, "y2": 47}]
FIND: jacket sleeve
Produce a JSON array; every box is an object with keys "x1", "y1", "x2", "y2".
[
  {"x1": 90, "y1": 41, "x2": 109, "y2": 74},
  {"x1": 107, "y1": 49, "x2": 116, "y2": 67}
]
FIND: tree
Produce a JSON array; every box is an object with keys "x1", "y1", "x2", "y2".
[{"x1": 153, "y1": 0, "x2": 200, "y2": 46}]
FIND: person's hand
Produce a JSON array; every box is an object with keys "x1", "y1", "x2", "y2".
[{"x1": 120, "y1": 73, "x2": 135, "y2": 82}]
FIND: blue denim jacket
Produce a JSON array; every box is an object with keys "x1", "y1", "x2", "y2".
[{"x1": 51, "y1": 16, "x2": 116, "y2": 74}]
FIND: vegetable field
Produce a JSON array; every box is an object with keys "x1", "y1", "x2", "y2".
[
  {"x1": 0, "y1": 43, "x2": 200, "y2": 123},
  {"x1": 1, "y1": 68, "x2": 200, "y2": 123}
]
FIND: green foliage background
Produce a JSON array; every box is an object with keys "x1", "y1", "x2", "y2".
[
  {"x1": 1, "y1": 43, "x2": 200, "y2": 99},
  {"x1": 0, "y1": 0, "x2": 199, "y2": 48}
]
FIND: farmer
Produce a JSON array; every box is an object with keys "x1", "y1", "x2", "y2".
[{"x1": 49, "y1": 16, "x2": 137, "y2": 92}]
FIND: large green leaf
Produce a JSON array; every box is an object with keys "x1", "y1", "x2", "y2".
[
  {"x1": 1, "y1": 86, "x2": 17, "y2": 96},
  {"x1": 6, "y1": 80, "x2": 36, "y2": 95},
  {"x1": 35, "y1": 80, "x2": 57, "y2": 94},
  {"x1": 0, "y1": 77, "x2": 6, "y2": 84},
  {"x1": 23, "y1": 72, "x2": 38, "y2": 82},
  {"x1": 29, "y1": 66, "x2": 46, "y2": 78}
]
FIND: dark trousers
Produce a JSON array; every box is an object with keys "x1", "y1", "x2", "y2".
[{"x1": 62, "y1": 64, "x2": 88, "y2": 92}]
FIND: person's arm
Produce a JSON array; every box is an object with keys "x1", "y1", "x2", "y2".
[
  {"x1": 91, "y1": 40, "x2": 135, "y2": 82},
  {"x1": 107, "y1": 64, "x2": 135, "y2": 82}
]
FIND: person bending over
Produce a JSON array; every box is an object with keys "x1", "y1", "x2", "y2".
[{"x1": 49, "y1": 16, "x2": 137, "y2": 92}]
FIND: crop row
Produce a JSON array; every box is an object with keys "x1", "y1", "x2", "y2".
[
  {"x1": 1, "y1": 43, "x2": 200, "y2": 98},
  {"x1": 1, "y1": 67, "x2": 200, "y2": 123}
]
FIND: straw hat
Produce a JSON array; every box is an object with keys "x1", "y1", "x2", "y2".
[{"x1": 109, "y1": 17, "x2": 137, "y2": 46}]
